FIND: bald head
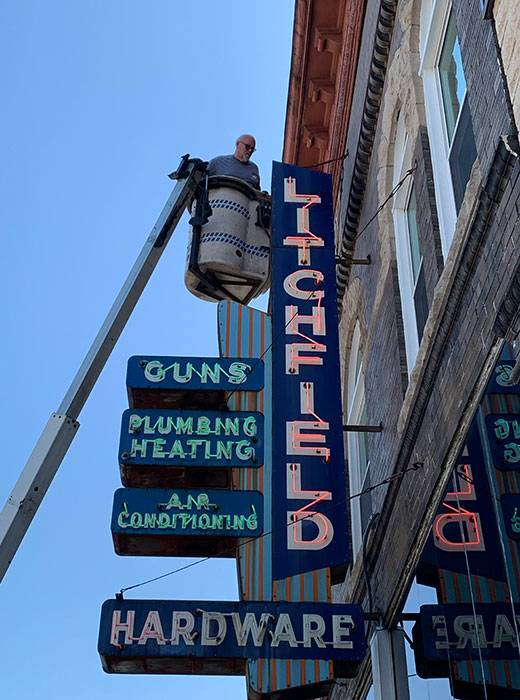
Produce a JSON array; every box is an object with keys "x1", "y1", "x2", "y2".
[{"x1": 234, "y1": 134, "x2": 256, "y2": 163}]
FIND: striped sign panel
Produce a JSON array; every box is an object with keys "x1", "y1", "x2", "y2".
[{"x1": 218, "y1": 301, "x2": 335, "y2": 697}]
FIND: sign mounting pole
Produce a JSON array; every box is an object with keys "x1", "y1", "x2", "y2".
[{"x1": 0, "y1": 156, "x2": 207, "y2": 583}]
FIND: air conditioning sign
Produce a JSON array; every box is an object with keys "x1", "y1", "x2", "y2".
[{"x1": 270, "y1": 162, "x2": 349, "y2": 581}]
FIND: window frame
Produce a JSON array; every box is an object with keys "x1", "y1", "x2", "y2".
[
  {"x1": 392, "y1": 115, "x2": 423, "y2": 374},
  {"x1": 346, "y1": 323, "x2": 370, "y2": 555},
  {"x1": 420, "y1": 0, "x2": 463, "y2": 256}
]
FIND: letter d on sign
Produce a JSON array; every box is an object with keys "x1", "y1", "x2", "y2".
[
  {"x1": 287, "y1": 511, "x2": 334, "y2": 550},
  {"x1": 201, "y1": 612, "x2": 227, "y2": 646}
]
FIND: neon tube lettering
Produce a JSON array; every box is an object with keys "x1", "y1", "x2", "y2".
[
  {"x1": 285, "y1": 304, "x2": 326, "y2": 336},
  {"x1": 283, "y1": 269, "x2": 324, "y2": 300}
]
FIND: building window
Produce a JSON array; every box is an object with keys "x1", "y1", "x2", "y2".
[
  {"x1": 420, "y1": 0, "x2": 477, "y2": 256},
  {"x1": 392, "y1": 116, "x2": 429, "y2": 373},
  {"x1": 406, "y1": 184, "x2": 428, "y2": 341},
  {"x1": 438, "y1": 13, "x2": 466, "y2": 143},
  {"x1": 346, "y1": 322, "x2": 371, "y2": 555}
]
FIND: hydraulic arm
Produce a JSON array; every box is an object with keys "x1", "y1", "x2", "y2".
[{"x1": 0, "y1": 155, "x2": 207, "y2": 582}]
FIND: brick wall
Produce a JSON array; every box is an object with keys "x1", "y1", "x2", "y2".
[
  {"x1": 334, "y1": 2, "x2": 520, "y2": 697},
  {"x1": 454, "y1": 0, "x2": 512, "y2": 178}
]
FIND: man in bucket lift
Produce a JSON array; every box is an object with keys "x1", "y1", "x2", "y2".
[{"x1": 207, "y1": 134, "x2": 261, "y2": 189}]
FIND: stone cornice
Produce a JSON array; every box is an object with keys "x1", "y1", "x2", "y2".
[
  {"x1": 335, "y1": 0, "x2": 398, "y2": 311},
  {"x1": 283, "y1": 0, "x2": 365, "y2": 201}
]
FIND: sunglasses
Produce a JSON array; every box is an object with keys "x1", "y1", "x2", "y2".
[{"x1": 239, "y1": 141, "x2": 256, "y2": 153}]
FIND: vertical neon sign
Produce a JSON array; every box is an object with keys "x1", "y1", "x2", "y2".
[{"x1": 271, "y1": 162, "x2": 349, "y2": 582}]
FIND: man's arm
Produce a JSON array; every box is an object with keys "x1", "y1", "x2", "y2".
[
  {"x1": 251, "y1": 162, "x2": 261, "y2": 189},
  {"x1": 207, "y1": 156, "x2": 220, "y2": 177}
]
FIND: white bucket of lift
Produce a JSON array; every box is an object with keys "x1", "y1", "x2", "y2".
[{"x1": 185, "y1": 175, "x2": 271, "y2": 305}]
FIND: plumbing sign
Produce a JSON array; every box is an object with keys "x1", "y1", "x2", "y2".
[{"x1": 119, "y1": 408, "x2": 263, "y2": 486}]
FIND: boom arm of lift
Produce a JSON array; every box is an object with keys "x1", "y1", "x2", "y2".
[{"x1": 0, "y1": 155, "x2": 208, "y2": 583}]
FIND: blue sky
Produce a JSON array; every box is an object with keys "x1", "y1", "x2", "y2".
[
  {"x1": 0, "y1": 2, "x2": 293, "y2": 698},
  {"x1": 0, "y1": 2, "x2": 453, "y2": 699}
]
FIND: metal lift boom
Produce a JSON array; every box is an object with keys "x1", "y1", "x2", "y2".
[{"x1": 0, "y1": 155, "x2": 207, "y2": 583}]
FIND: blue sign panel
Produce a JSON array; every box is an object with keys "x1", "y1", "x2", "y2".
[
  {"x1": 270, "y1": 162, "x2": 348, "y2": 582},
  {"x1": 119, "y1": 409, "x2": 263, "y2": 469},
  {"x1": 414, "y1": 603, "x2": 520, "y2": 663},
  {"x1": 487, "y1": 355, "x2": 518, "y2": 394},
  {"x1": 127, "y1": 356, "x2": 264, "y2": 408},
  {"x1": 500, "y1": 493, "x2": 520, "y2": 540},
  {"x1": 111, "y1": 488, "x2": 263, "y2": 557},
  {"x1": 99, "y1": 599, "x2": 366, "y2": 674},
  {"x1": 416, "y1": 422, "x2": 506, "y2": 585},
  {"x1": 485, "y1": 414, "x2": 520, "y2": 471}
]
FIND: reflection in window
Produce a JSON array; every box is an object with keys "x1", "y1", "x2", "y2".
[
  {"x1": 439, "y1": 11, "x2": 466, "y2": 144},
  {"x1": 406, "y1": 184, "x2": 422, "y2": 284},
  {"x1": 406, "y1": 184, "x2": 428, "y2": 341},
  {"x1": 421, "y1": 0, "x2": 478, "y2": 247},
  {"x1": 437, "y1": 10, "x2": 477, "y2": 212}
]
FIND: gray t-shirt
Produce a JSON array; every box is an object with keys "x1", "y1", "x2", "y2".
[{"x1": 207, "y1": 154, "x2": 260, "y2": 189}]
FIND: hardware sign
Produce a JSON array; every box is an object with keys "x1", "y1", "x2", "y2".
[
  {"x1": 111, "y1": 487, "x2": 263, "y2": 556},
  {"x1": 99, "y1": 599, "x2": 366, "y2": 674},
  {"x1": 270, "y1": 162, "x2": 348, "y2": 582},
  {"x1": 414, "y1": 603, "x2": 520, "y2": 663}
]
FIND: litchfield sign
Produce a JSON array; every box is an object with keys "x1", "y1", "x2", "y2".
[
  {"x1": 270, "y1": 162, "x2": 348, "y2": 583},
  {"x1": 415, "y1": 346, "x2": 520, "y2": 698},
  {"x1": 413, "y1": 603, "x2": 520, "y2": 665},
  {"x1": 416, "y1": 422, "x2": 505, "y2": 585},
  {"x1": 119, "y1": 409, "x2": 263, "y2": 487},
  {"x1": 111, "y1": 488, "x2": 263, "y2": 557},
  {"x1": 485, "y1": 413, "x2": 520, "y2": 470},
  {"x1": 127, "y1": 356, "x2": 264, "y2": 408},
  {"x1": 99, "y1": 599, "x2": 366, "y2": 675}
]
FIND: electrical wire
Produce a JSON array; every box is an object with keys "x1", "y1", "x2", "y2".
[
  {"x1": 431, "y1": 506, "x2": 459, "y2": 700},
  {"x1": 453, "y1": 482, "x2": 489, "y2": 699},
  {"x1": 224, "y1": 285, "x2": 320, "y2": 407},
  {"x1": 476, "y1": 408, "x2": 520, "y2": 661},
  {"x1": 305, "y1": 151, "x2": 349, "y2": 170},
  {"x1": 118, "y1": 462, "x2": 423, "y2": 596},
  {"x1": 355, "y1": 165, "x2": 416, "y2": 243},
  {"x1": 227, "y1": 165, "x2": 416, "y2": 405},
  {"x1": 119, "y1": 170, "x2": 424, "y2": 602}
]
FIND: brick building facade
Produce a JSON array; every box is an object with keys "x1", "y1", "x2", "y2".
[{"x1": 284, "y1": 1, "x2": 520, "y2": 697}]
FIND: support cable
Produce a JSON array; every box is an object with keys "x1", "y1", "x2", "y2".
[
  {"x1": 227, "y1": 164, "x2": 417, "y2": 407},
  {"x1": 453, "y1": 483, "x2": 489, "y2": 699},
  {"x1": 354, "y1": 165, "x2": 416, "y2": 244},
  {"x1": 306, "y1": 151, "x2": 349, "y2": 170},
  {"x1": 477, "y1": 408, "x2": 520, "y2": 661},
  {"x1": 431, "y1": 471, "x2": 474, "y2": 700},
  {"x1": 118, "y1": 462, "x2": 423, "y2": 596}
]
